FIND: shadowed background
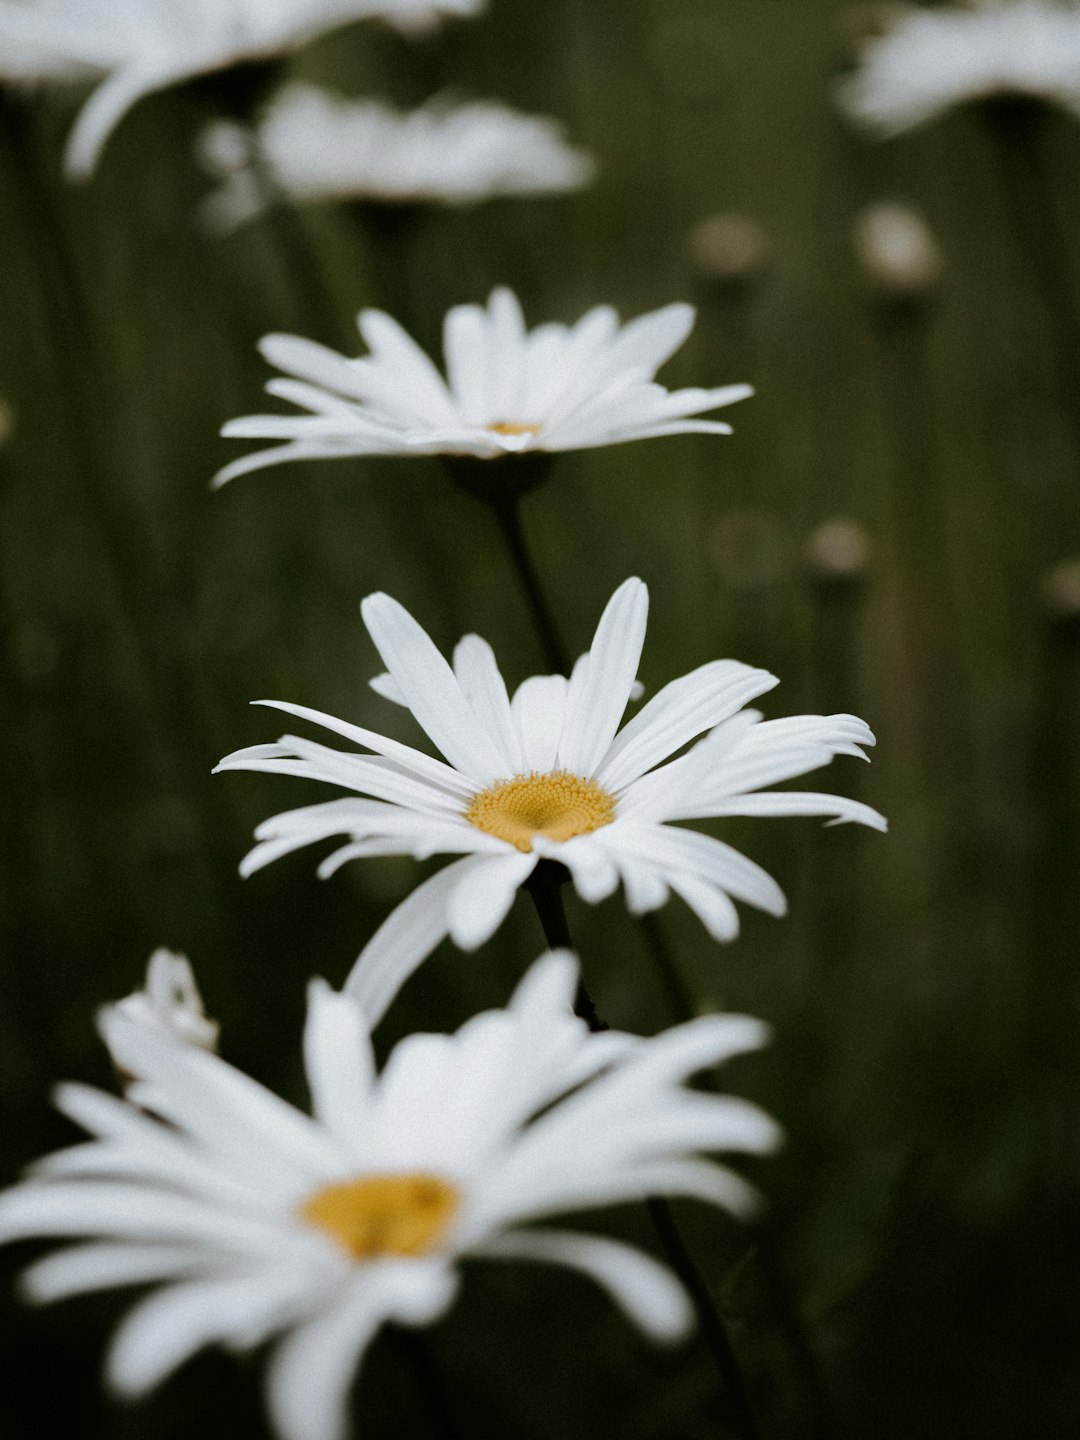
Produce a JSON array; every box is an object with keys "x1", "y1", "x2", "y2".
[{"x1": 2, "y1": 1, "x2": 1079, "y2": 1436}]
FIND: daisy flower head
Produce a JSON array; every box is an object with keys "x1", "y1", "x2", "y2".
[
  {"x1": 838, "y1": 1, "x2": 1080, "y2": 136},
  {"x1": 0, "y1": 0, "x2": 484, "y2": 178},
  {"x1": 108, "y1": 949, "x2": 220, "y2": 1062},
  {"x1": 0, "y1": 950, "x2": 781, "y2": 1440},
  {"x1": 215, "y1": 578, "x2": 887, "y2": 1026},
  {"x1": 197, "y1": 86, "x2": 596, "y2": 232},
  {"x1": 214, "y1": 288, "x2": 753, "y2": 486}
]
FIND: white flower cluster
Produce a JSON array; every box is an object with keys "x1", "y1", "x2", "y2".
[
  {"x1": 198, "y1": 86, "x2": 595, "y2": 229},
  {"x1": 839, "y1": 0, "x2": 1080, "y2": 135},
  {"x1": 0, "y1": 4, "x2": 893, "y2": 1438},
  {"x1": 0, "y1": 0, "x2": 485, "y2": 176},
  {"x1": 1, "y1": 950, "x2": 780, "y2": 1440}
]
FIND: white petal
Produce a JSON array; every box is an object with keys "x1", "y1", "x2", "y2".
[
  {"x1": 356, "y1": 309, "x2": 458, "y2": 424},
  {"x1": 248, "y1": 700, "x2": 475, "y2": 798},
  {"x1": 344, "y1": 857, "x2": 477, "y2": 1027},
  {"x1": 533, "y1": 835, "x2": 619, "y2": 904},
  {"x1": 360, "y1": 593, "x2": 506, "y2": 784},
  {"x1": 266, "y1": 1264, "x2": 457, "y2": 1440},
  {"x1": 453, "y1": 634, "x2": 523, "y2": 773},
  {"x1": 106, "y1": 1269, "x2": 304, "y2": 1396},
  {"x1": 64, "y1": 64, "x2": 167, "y2": 179},
  {"x1": 20, "y1": 1244, "x2": 207, "y2": 1304},
  {"x1": 510, "y1": 674, "x2": 569, "y2": 772},
  {"x1": 446, "y1": 851, "x2": 537, "y2": 950},
  {"x1": 558, "y1": 579, "x2": 649, "y2": 775},
  {"x1": 302, "y1": 983, "x2": 376, "y2": 1143},
  {"x1": 681, "y1": 791, "x2": 888, "y2": 831},
  {"x1": 473, "y1": 1229, "x2": 691, "y2": 1342},
  {"x1": 596, "y1": 661, "x2": 778, "y2": 793},
  {"x1": 665, "y1": 873, "x2": 742, "y2": 942}
]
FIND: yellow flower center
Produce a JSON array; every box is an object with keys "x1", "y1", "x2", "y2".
[
  {"x1": 487, "y1": 421, "x2": 542, "y2": 437},
  {"x1": 465, "y1": 771, "x2": 617, "y2": 852},
  {"x1": 302, "y1": 1174, "x2": 459, "y2": 1261}
]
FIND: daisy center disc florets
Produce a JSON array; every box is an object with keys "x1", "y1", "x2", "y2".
[
  {"x1": 487, "y1": 421, "x2": 542, "y2": 437},
  {"x1": 466, "y1": 771, "x2": 616, "y2": 852},
  {"x1": 302, "y1": 1174, "x2": 459, "y2": 1261}
]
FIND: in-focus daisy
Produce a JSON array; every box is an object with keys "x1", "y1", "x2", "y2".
[
  {"x1": 215, "y1": 578, "x2": 886, "y2": 1025},
  {"x1": 214, "y1": 287, "x2": 752, "y2": 484},
  {"x1": 198, "y1": 86, "x2": 595, "y2": 231},
  {"x1": 0, "y1": 950, "x2": 780, "y2": 1440},
  {"x1": 0, "y1": 0, "x2": 484, "y2": 177},
  {"x1": 108, "y1": 949, "x2": 220, "y2": 1060},
  {"x1": 838, "y1": 0, "x2": 1080, "y2": 136}
]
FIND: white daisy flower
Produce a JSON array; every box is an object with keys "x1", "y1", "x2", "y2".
[
  {"x1": 214, "y1": 287, "x2": 753, "y2": 484},
  {"x1": 215, "y1": 578, "x2": 887, "y2": 1026},
  {"x1": 108, "y1": 949, "x2": 220, "y2": 1061},
  {"x1": 838, "y1": 0, "x2": 1080, "y2": 136},
  {"x1": 0, "y1": 0, "x2": 483, "y2": 178},
  {"x1": 198, "y1": 86, "x2": 595, "y2": 231},
  {"x1": 0, "y1": 950, "x2": 780, "y2": 1440}
]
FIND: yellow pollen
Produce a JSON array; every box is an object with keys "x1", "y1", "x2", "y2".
[
  {"x1": 301, "y1": 1173, "x2": 459, "y2": 1261},
  {"x1": 465, "y1": 770, "x2": 617, "y2": 852},
  {"x1": 487, "y1": 421, "x2": 542, "y2": 437}
]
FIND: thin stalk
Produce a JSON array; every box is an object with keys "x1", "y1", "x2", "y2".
[
  {"x1": 523, "y1": 861, "x2": 760, "y2": 1440},
  {"x1": 524, "y1": 863, "x2": 606, "y2": 1031},
  {"x1": 637, "y1": 910, "x2": 698, "y2": 1024},
  {"x1": 982, "y1": 98, "x2": 1080, "y2": 444},
  {"x1": 390, "y1": 1328, "x2": 462, "y2": 1440},
  {"x1": 648, "y1": 1197, "x2": 761, "y2": 1440},
  {"x1": 489, "y1": 495, "x2": 570, "y2": 675}
]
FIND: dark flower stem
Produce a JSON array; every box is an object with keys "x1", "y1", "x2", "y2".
[
  {"x1": 524, "y1": 861, "x2": 760, "y2": 1440},
  {"x1": 390, "y1": 1328, "x2": 462, "y2": 1440},
  {"x1": 982, "y1": 98, "x2": 1080, "y2": 452},
  {"x1": 488, "y1": 494, "x2": 570, "y2": 676}
]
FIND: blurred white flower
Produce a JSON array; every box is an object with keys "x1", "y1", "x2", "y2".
[
  {"x1": 0, "y1": 0, "x2": 484, "y2": 178},
  {"x1": 838, "y1": 1, "x2": 1080, "y2": 135},
  {"x1": 853, "y1": 201, "x2": 943, "y2": 296},
  {"x1": 107, "y1": 949, "x2": 219, "y2": 1062},
  {"x1": 0, "y1": 950, "x2": 780, "y2": 1440},
  {"x1": 216, "y1": 578, "x2": 886, "y2": 1026},
  {"x1": 197, "y1": 85, "x2": 596, "y2": 231},
  {"x1": 216, "y1": 288, "x2": 752, "y2": 482}
]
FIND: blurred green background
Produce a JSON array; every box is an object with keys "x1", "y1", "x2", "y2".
[{"x1": 2, "y1": 1, "x2": 1080, "y2": 1436}]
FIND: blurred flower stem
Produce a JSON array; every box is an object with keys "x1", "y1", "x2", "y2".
[
  {"x1": 350, "y1": 201, "x2": 426, "y2": 332},
  {"x1": 982, "y1": 99, "x2": 1080, "y2": 452},
  {"x1": 390, "y1": 1326, "x2": 462, "y2": 1440},
  {"x1": 0, "y1": 97, "x2": 240, "y2": 868},
  {"x1": 443, "y1": 457, "x2": 706, "y2": 1021},
  {"x1": 524, "y1": 859, "x2": 761, "y2": 1440}
]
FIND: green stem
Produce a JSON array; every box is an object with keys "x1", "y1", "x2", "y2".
[
  {"x1": 489, "y1": 494, "x2": 570, "y2": 675},
  {"x1": 982, "y1": 98, "x2": 1080, "y2": 440},
  {"x1": 523, "y1": 861, "x2": 760, "y2": 1440},
  {"x1": 390, "y1": 1328, "x2": 461, "y2": 1440}
]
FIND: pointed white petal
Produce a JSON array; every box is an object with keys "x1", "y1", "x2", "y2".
[
  {"x1": 558, "y1": 579, "x2": 649, "y2": 775},
  {"x1": 596, "y1": 661, "x2": 778, "y2": 792},
  {"x1": 360, "y1": 593, "x2": 506, "y2": 784},
  {"x1": 453, "y1": 634, "x2": 523, "y2": 773},
  {"x1": 343, "y1": 857, "x2": 476, "y2": 1027},
  {"x1": 446, "y1": 851, "x2": 537, "y2": 950},
  {"x1": 474, "y1": 1229, "x2": 692, "y2": 1342},
  {"x1": 302, "y1": 983, "x2": 376, "y2": 1143},
  {"x1": 510, "y1": 674, "x2": 569, "y2": 773}
]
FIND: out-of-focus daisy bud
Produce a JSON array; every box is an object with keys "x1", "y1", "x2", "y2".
[
  {"x1": 854, "y1": 201, "x2": 943, "y2": 300},
  {"x1": 1040, "y1": 556, "x2": 1080, "y2": 623},
  {"x1": 689, "y1": 214, "x2": 772, "y2": 288},
  {"x1": 805, "y1": 517, "x2": 873, "y2": 584}
]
